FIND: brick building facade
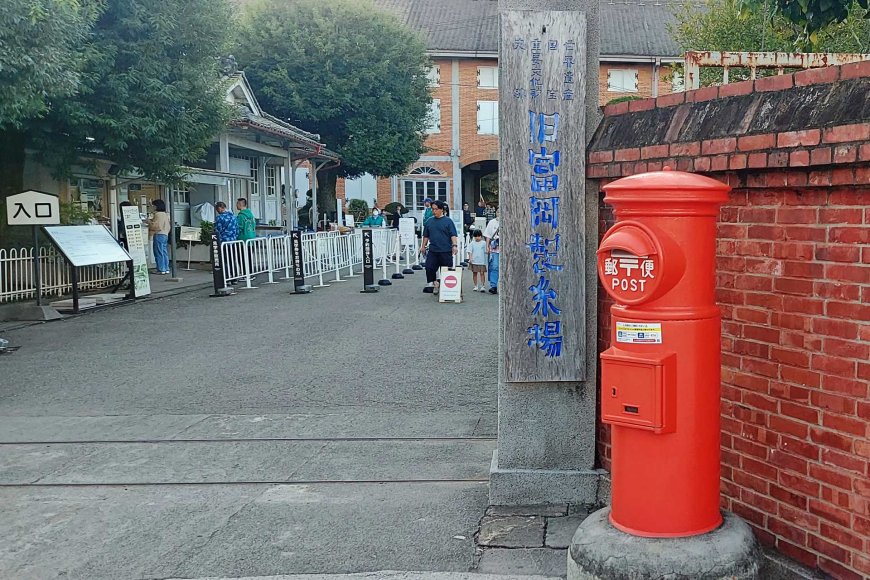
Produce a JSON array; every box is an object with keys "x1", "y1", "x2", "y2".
[
  {"x1": 338, "y1": 0, "x2": 682, "y2": 222},
  {"x1": 588, "y1": 60, "x2": 870, "y2": 579}
]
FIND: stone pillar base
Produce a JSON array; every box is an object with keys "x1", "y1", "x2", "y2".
[
  {"x1": 568, "y1": 508, "x2": 762, "y2": 580},
  {"x1": 489, "y1": 450, "x2": 604, "y2": 505},
  {"x1": 0, "y1": 304, "x2": 64, "y2": 322}
]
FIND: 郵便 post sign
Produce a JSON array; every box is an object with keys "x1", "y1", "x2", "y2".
[{"x1": 501, "y1": 11, "x2": 587, "y2": 383}]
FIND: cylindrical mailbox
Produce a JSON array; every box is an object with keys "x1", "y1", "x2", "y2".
[{"x1": 597, "y1": 169, "x2": 730, "y2": 538}]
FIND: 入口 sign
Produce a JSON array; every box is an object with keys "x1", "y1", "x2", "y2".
[{"x1": 6, "y1": 191, "x2": 60, "y2": 226}]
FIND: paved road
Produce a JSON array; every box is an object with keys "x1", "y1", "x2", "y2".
[{"x1": 0, "y1": 271, "x2": 500, "y2": 579}]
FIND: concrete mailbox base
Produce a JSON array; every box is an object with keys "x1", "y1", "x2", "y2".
[{"x1": 568, "y1": 508, "x2": 762, "y2": 580}]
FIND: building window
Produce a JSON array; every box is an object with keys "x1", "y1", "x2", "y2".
[
  {"x1": 426, "y1": 65, "x2": 441, "y2": 87},
  {"x1": 478, "y1": 66, "x2": 498, "y2": 89},
  {"x1": 410, "y1": 166, "x2": 442, "y2": 176},
  {"x1": 249, "y1": 157, "x2": 259, "y2": 195},
  {"x1": 607, "y1": 68, "x2": 639, "y2": 93},
  {"x1": 266, "y1": 165, "x2": 277, "y2": 197},
  {"x1": 477, "y1": 101, "x2": 499, "y2": 135},
  {"x1": 426, "y1": 100, "x2": 441, "y2": 134},
  {"x1": 69, "y1": 177, "x2": 104, "y2": 214},
  {"x1": 170, "y1": 184, "x2": 190, "y2": 205},
  {"x1": 402, "y1": 179, "x2": 449, "y2": 211}
]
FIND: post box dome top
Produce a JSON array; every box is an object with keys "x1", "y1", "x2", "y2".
[{"x1": 602, "y1": 169, "x2": 731, "y2": 205}]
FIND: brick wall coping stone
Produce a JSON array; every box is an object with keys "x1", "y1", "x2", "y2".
[{"x1": 587, "y1": 61, "x2": 870, "y2": 182}]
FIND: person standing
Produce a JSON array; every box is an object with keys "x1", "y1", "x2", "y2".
[
  {"x1": 422, "y1": 198, "x2": 434, "y2": 228},
  {"x1": 361, "y1": 207, "x2": 385, "y2": 227},
  {"x1": 418, "y1": 200, "x2": 458, "y2": 294},
  {"x1": 236, "y1": 198, "x2": 257, "y2": 241},
  {"x1": 148, "y1": 199, "x2": 171, "y2": 274},
  {"x1": 476, "y1": 198, "x2": 486, "y2": 217},
  {"x1": 484, "y1": 208, "x2": 500, "y2": 294},
  {"x1": 214, "y1": 202, "x2": 238, "y2": 242},
  {"x1": 462, "y1": 202, "x2": 474, "y2": 234},
  {"x1": 390, "y1": 204, "x2": 405, "y2": 228},
  {"x1": 466, "y1": 229, "x2": 488, "y2": 292}
]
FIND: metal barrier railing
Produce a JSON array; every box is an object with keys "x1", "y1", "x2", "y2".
[{"x1": 219, "y1": 231, "x2": 368, "y2": 291}]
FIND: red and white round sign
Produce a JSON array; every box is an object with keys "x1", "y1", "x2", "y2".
[{"x1": 443, "y1": 274, "x2": 458, "y2": 289}]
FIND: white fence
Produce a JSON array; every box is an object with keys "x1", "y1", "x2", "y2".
[
  {"x1": 0, "y1": 228, "x2": 427, "y2": 303},
  {"x1": 0, "y1": 247, "x2": 126, "y2": 304},
  {"x1": 219, "y1": 230, "x2": 377, "y2": 290}
]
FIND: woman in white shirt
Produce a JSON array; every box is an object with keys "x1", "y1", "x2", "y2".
[{"x1": 148, "y1": 199, "x2": 171, "y2": 274}]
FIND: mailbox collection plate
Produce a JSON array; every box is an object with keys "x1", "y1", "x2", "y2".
[{"x1": 600, "y1": 349, "x2": 676, "y2": 434}]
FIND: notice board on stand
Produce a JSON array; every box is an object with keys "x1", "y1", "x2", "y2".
[{"x1": 43, "y1": 225, "x2": 132, "y2": 267}]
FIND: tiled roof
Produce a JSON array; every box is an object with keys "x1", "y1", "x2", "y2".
[{"x1": 372, "y1": 0, "x2": 683, "y2": 58}]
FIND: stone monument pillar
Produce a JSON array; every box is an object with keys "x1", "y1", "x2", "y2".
[{"x1": 490, "y1": 0, "x2": 602, "y2": 505}]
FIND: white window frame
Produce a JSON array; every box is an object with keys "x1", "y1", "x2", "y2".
[
  {"x1": 265, "y1": 165, "x2": 277, "y2": 197},
  {"x1": 426, "y1": 99, "x2": 442, "y2": 134},
  {"x1": 402, "y1": 179, "x2": 450, "y2": 212},
  {"x1": 426, "y1": 65, "x2": 441, "y2": 87},
  {"x1": 477, "y1": 101, "x2": 499, "y2": 135},
  {"x1": 607, "y1": 68, "x2": 639, "y2": 93},
  {"x1": 169, "y1": 184, "x2": 191, "y2": 225},
  {"x1": 477, "y1": 66, "x2": 498, "y2": 89},
  {"x1": 248, "y1": 157, "x2": 260, "y2": 196}
]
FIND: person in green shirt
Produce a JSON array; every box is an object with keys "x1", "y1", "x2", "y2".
[
  {"x1": 361, "y1": 207, "x2": 385, "y2": 227},
  {"x1": 236, "y1": 198, "x2": 257, "y2": 241},
  {"x1": 422, "y1": 198, "x2": 434, "y2": 227}
]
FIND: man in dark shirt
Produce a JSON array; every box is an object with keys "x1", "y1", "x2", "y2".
[{"x1": 419, "y1": 200, "x2": 458, "y2": 294}]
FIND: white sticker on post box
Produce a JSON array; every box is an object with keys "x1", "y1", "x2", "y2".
[{"x1": 616, "y1": 322, "x2": 663, "y2": 344}]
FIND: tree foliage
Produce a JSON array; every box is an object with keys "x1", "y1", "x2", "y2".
[
  {"x1": 739, "y1": 0, "x2": 870, "y2": 47},
  {"x1": 29, "y1": 0, "x2": 235, "y2": 183},
  {"x1": 0, "y1": 0, "x2": 99, "y2": 129},
  {"x1": 1, "y1": 0, "x2": 234, "y2": 244},
  {"x1": 236, "y1": 0, "x2": 432, "y2": 182},
  {"x1": 671, "y1": 0, "x2": 870, "y2": 86}
]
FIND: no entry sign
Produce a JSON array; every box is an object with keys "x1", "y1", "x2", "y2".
[{"x1": 439, "y1": 267, "x2": 462, "y2": 303}]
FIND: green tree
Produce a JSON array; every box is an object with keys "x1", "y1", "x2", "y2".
[
  {"x1": 236, "y1": 0, "x2": 432, "y2": 216},
  {"x1": 0, "y1": 0, "x2": 98, "y2": 129},
  {"x1": 670, "y1": 0, "x2": 870, "y2": 86},
  {"x1": 739, "y1": 0, "x2": 870, "y2": 47},
  {"x1": 1, "y1": 0, "x2": 233, "y2": 243}
]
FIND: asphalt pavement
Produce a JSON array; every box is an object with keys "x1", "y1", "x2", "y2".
[{"x1": 0, "y1": 269, "x2": 505, "y2": 579}]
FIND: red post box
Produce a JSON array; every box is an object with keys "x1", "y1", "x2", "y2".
[{"x1": 597, "y1": 169, "x2": 730, "y2": 538}]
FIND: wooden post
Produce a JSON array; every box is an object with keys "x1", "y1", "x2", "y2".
[
  {"x1": 501, "y1": 11, "x2": 587, "y2": 383},
  {"x1": 491, "y1": 0, "x2": 601, "y2": 506}
]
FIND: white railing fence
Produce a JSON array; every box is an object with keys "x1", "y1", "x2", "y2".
[
  {"x1": 0, "y1": 247, "x2": 126, "y2": 304},
  {"x1": 218, "y1": 231, "x2": 367, "y2": 291},
  {"x1": 1, "y1": 228, "x2": 413, "y2": 303}
]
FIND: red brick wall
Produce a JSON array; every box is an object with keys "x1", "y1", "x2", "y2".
[{"x1": 589, "y1": 61, "x2": 870, "y2": 579}]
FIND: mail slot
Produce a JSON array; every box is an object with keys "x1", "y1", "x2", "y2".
[
  {"x1": 600, "y1": 350, "x2": 675, "y2": 434},
  {"x1": 598, "y1": 169, "x2": 730, "y2": 538}
]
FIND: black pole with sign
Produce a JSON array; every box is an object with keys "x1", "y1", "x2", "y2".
[
  {"x1": 289, "y1": 229, "x2": 312, "y2": 295},
  {"x1": 209, "y1": 233, "x2": 233, "y2": 297},
  {"x1": 32, "y1": 226, "x2": 42, "y2": 306},
  {"x1": 361, "y1": 228, "x2": 379, "y2": 293},
  {"x1": 71, "y1": 265, "x2": 80, "y2": 314}
]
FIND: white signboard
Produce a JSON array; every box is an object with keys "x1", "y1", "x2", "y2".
[
  {"x1": 474, "y1": 217, "x2": 487, "y2": 233},
  {"x1": 121, "y1": 207, "x2": 151, "y2": 297},
  {"x1": 450, "y1": 209, "x2": 464, "y2": 234},
  {"x1": 399, "y1": 217, "x2": 416, "y2": 245},
  {"x1": 438, "y1": 267, "x2": 463, "y2": 303},
  {"x1": 43, "y1": 225, "x2": 131, "y2": 267},
  {"x1": 616, "y1": 322, "x2": 663, "y2": 344},
  {"x1": 6, "y1": 190, "x2": 61, "y2": 226},
  {"x1": 180, "y1": 226, "x2": 202, "y2": 242},
  {"x1": 345, "y1": 214, "x2": 355, "y2": 228}
]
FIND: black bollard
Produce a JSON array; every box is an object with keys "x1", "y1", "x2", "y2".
[
  {"x1": 209, "y1": 233, "x2": 234, "y2": 297},
  {"x1": 289, "y1": 230, "x2": 312, "y2": 295},
  {"x1": 361, "y1": 229, "x2": 379, "y2": 293}
]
